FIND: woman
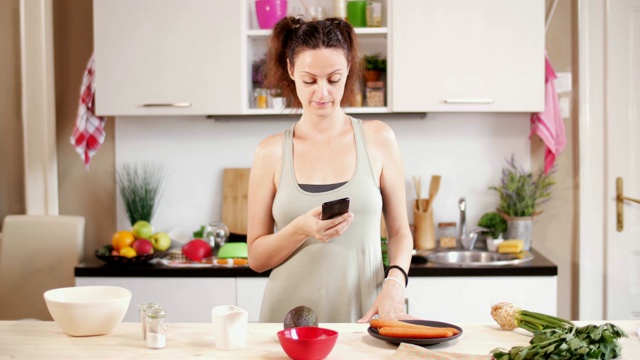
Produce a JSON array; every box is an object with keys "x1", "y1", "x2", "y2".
[{"x1": 247, "y1": 16, "x2": 413, "y2": 323}]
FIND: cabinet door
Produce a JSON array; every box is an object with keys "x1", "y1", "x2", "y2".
[
  {"x1": 94, "y1": 0, "x2": 243, "y2": 116},
  {"x1": 391, "y1": 0, "x2": 544, "y2": 112},
  {"x1": 407, "y1": 276, "x2": 557, "y2": 322},
  {"x1": 76, "y1": 277, "x2": 237, "y2": 322},
  {"x1": 236, "y1": 277, "x2": 268, "y2": 322}
]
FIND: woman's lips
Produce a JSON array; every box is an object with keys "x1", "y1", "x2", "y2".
[{"x1": 313, "y1": 101, "x2": 332, "y2": 107}]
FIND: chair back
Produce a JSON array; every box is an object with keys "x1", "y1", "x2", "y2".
[{"x1": 0, "y1": 215, "x2": 85, "y2": 320}]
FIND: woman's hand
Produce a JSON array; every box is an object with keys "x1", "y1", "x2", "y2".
[
  {"x1": 357, "y1": 279, "x2": 415, "y2": 323},
  {"x1": 297, "y1": 206, "x2": 354, "y2": 243}
]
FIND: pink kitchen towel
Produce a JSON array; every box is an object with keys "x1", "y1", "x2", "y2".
[
  {"x1": 530, "y1": 53, "x2": 566, "y2": 174},
  {"x1": 70, "y1": 54, "x2": 106, "y2": 169}
]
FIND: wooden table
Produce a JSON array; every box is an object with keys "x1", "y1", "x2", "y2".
[{"x1": 1, "y1": 321, "x2": 639, "y2": 359}]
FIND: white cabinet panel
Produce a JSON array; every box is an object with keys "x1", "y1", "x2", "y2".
[
  {"x1": 391, "y1": 0, "x2": 544, "y2": 112},
  {"x1": 93, "y1": 0, "x2": 243, "y2": 115},
  {"x1": 407, "y1": 276, "x2": 557, "y2": 323},
  {"x1": 236, "y1": 277, "x2": 268, "y2": 322},
  {"x1": 76, "y1": 277, "x2": 237, "y2": 323}
]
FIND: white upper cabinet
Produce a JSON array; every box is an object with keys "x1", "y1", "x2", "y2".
[
  {"x1": 391, "y1": 0, "x2": 545, "y2": 112},
  {"x1": 93, "y1": 0, "x2": 243, "y2": 116}
]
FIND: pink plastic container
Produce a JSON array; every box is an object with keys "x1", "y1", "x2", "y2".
[{"x1": 255, "y1": 0, "x2": 288, "y2": 29}]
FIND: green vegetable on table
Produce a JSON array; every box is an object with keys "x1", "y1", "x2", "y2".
[{"x1": 490, "y1": 302, "x2": 627, "y2": 360}]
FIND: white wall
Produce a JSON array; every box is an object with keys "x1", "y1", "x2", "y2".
[{"x1": 115, "y1": 113, "x2": 530, "y2": 236}]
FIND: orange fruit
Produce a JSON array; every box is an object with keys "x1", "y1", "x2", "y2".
[
  {"x1": 112, "y1": 230, "x2": 135, "y2": 251},
  {"x1": 119, "y1": 246, "x2": 137, "y2": 258}
]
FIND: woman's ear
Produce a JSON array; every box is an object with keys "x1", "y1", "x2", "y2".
[{"x1": 287, "y1": 59, "x2": 294, "y2": 80}]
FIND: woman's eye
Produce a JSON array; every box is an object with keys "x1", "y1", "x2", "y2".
[
  {"x1": 303, "y1": 80, "x2": 315, "y2": 84},
  {"x1": 329, "y1": 78, "x2": 341, "y2": 84}
]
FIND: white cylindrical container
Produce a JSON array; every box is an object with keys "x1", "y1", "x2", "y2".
[{"x1": 333, "y1": 0, "x2": 347, "y2": 19}]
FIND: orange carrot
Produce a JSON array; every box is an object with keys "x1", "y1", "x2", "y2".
[
  {"x1": 369, "y1": 319, "x2": 459, "y2": 335},
  {"x1": 379, "y1": 326, "x2": 454, "y2": 339},
  {"x1": 233, "y1": 258, "x2": 248, "y2": 266}
]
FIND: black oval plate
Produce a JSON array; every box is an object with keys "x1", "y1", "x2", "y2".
[{"x1": 368, "y1": 320, "x2": 463, "y2": 346}]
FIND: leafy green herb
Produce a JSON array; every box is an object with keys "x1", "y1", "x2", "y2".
[
  {"x1": 363, "y1": 53, "x2": 387, "y2": 71},
  {"x1": 478, "y1": 212, "x2": 507, "y2": 239},
  {"x1": 489, "y1": 155, "x2": 555, "y2": 217},
  {"x1": 491, "y1": 323, "x2": 627, "y2": 360},
  {"x1": 491, "y1": 302, "x2": 627, "y2": 360},
  {"x1": 116, "y1": 162, "x2": 165, "y2": 226}
]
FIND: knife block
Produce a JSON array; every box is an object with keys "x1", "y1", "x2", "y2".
[{"x1": 413, "y1": 198, "x2": 435, "y2": 250}]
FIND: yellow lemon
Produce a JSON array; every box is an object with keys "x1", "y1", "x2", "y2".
[{"x1": 119, "y1": 246, "x2": 137, "y2": 258}]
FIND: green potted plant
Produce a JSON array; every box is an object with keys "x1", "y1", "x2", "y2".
[
  {"x1": 363, "y1": 53, "x2": 386, "y2": 82},
  {"x1": 478, "y1": 212, "x2": 507, "y2": 239},
  {"x1": 116, "y1": 162, "x2": 165, "y2": 226},
  {"x1": 489, "y1": 155, "x2": 555, "y2": 250}
]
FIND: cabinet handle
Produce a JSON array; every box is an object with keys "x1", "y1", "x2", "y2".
[
  {"x1": 444, "y1": 99, "x2": 495, "y2": 104},
  {"x1": 141, "y1": 103, "x2": 192, "y2": 108},
  {"x1": 616, "y1": 177, "x2": 640, "y2": 232}
]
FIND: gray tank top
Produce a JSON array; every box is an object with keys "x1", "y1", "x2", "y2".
[{"x1": 259, "y1": 117, "x2": 384, "y2": 323}]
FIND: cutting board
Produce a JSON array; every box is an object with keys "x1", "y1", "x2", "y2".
[{"x1": 222, "y1": 168, "x2": 251, "y2": 235}]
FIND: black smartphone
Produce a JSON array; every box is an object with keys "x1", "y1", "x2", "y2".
[{"x1": 321, "y1": 197, "x2": 350, "y2": 220}]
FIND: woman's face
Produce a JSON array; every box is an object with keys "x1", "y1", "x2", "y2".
[{"x1": 289, "y1": 48, "x2": 349, "y2": 116}]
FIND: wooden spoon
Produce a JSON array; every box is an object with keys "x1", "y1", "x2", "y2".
[
  {"x1": 424, "y1": 175, "x2": 441, "y2": 212},
  {"x1": 412, "y1": 175, "x2": 422, "y2": 212}
]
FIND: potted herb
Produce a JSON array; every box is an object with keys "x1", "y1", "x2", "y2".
[
  {"x1": 116, "y1": 162, "x2": 165, "y2": 226},
  {"x1": 477, "y1": 212, "x2": 507, "y2": 239},
  {"x1": 489, "y1": 155, "x2": 555, "y2": 250},
  {"x1": 363, "y1": 53, "x2": 386, "y2": 82}
]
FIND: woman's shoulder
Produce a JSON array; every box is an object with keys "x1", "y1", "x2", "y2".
[
  {"x1": 254, "y1": 132, "x2": 284, "y2": 164},
  {"x1": 361, "y1": 119, "x2": 397, "y2": 146}
]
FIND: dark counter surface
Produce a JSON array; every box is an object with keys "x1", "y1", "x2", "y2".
[{"x1": 76, "y1": 248, "x2": 556, "y2": 278}]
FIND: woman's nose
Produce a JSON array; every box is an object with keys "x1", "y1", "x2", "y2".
[{"x1": 317, "y1": 81, "x2": 329, "y2": 96}]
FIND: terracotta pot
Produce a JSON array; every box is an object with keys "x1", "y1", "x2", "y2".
[{"x1": 364, "y1": 70, "x2": 381, "y2": 82}]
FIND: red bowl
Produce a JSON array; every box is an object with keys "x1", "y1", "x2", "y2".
[{"x1": 277, "y1": 326, "x2": 339, "y2": 360}]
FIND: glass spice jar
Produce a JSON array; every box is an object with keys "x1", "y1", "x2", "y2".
[
  {"x1": 366, "y1": 0, "x2": 383, "y2": 27},
  {"x1": 145, "y1": 307, "x2": 167, "y2": 349},
  {"x1": 254, "y1": 88, "x2": 268, "y2": 109},
  {"x1": 365, "y1": 81, "x2": 385, "y2": 107},
  {"x1": 138, "y1": 302, "x2": 161, "y2": 339},
  {"x1": 437, "y1": 222, "x2": 458, "y2": 249}
]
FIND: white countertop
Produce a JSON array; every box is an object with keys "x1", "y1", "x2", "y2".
[{"x1": 1, "y1": 320, "x2": 639, "y2": 359}]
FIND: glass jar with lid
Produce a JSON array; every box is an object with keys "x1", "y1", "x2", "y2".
[
  {"x1": 437, "y1": 222, "x2": 457, "y2": 249},
  {"x1": 366, "y1": 0, "x2": 383, "y2": 27},
  {"x1": 145, "y1": 307, "x2": 167, "y2": 349},
  {"x1": 365, "y1": 81, "x2": 385, "y2": 107}
]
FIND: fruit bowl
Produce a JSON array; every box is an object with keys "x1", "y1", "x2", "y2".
[
  {"x1": 95, "y1": 246, "x2": 165, "y2": 265},
  {"x1": 277, "y1": 326, "x2": 338, "y2": 360}
]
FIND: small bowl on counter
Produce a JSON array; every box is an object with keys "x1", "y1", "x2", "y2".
[
  {"x1": 43, "y1": 286, "x2": 131, "y2": 336},
  {"x1": 277, "y1": 326, "x2": 338, "y2": 360}
]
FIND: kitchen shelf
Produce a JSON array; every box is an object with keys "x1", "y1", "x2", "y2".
[{"x1": 247, "y1": 27, "x2": 388, "y2": 38}]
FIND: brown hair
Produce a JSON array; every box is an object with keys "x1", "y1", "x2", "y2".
[{"x1": 263, "y1": 16, "x2": 362, "y2": 108}]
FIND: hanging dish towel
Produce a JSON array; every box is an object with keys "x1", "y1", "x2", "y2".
[
  {"x1": 530, "y1": 53, "x2": 566, "y2": 174},
  {"x1": 70, "y1": 54, "x2": 106, "y2": 169}
]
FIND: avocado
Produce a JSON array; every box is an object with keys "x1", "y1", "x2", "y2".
[{"x1": 283, "y1": 305, "x2": 318, "y2": 329}]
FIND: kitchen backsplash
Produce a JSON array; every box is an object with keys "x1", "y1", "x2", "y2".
[{"x1": 115, "y1": 113, "x2": 530, "y2": 235}]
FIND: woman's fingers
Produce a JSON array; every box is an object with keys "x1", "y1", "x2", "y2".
[{"x1": 316, "y1": 213, "x2": 353, "y2": 242}]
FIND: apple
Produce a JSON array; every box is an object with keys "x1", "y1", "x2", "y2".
[
  {"x1": 149, "y1": 232, "x2": 172, "y2": 252},
  {"x1": 132, "y1": 220, "x2": 153, "y2": 239},
  {"x1": 182, "y1": 239, "x2": 212, "y2": 262},
  {"x1": 132, "y1": 238, "x2": 154, "y2": 255}
]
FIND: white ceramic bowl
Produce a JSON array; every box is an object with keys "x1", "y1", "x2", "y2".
[{"x1": 43, "y1": 286, "x2": 132, "y2": 336}]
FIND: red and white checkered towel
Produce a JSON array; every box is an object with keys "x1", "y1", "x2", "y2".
[
  {"x1": 530, "y1": 53, "x2": 566, "y2": 174},
  {"x1": 70, "y1": 54, "x2": 106, "y2": 169}
]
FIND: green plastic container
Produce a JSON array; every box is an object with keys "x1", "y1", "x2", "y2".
[{"x1": 217, "y1": 242, "x2": 248, "y2": 259}]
